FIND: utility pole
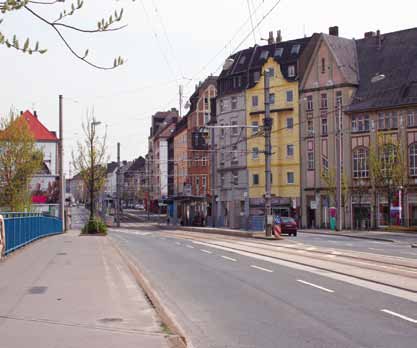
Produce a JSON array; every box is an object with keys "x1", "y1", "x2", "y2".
[
  {"x1": 90, "y1": 122, "x2": 94, "y2": 221},
  {"x1": 147, "y1": 157, "x2": 150, "y2": 220},
  {"x1": 179, "y1": 85, "x2": 183, "y2": 118},
  {"x1": 336, "y1": 103, "x2": 343, "y2": 231},
  {"x1": 58, "y1": 95, "x2": 65, "y2": 232},
  {"x1": 209, "y1": 98, "x2": 217, "y2": 227},
  {"x1": 116, "y1": 142, "x2": 121, "y2": 227},
  {"x1": 263, "y1": 69, "x2": 273, "y2": 237}
]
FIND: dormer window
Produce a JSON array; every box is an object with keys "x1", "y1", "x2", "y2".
[
  {"x1": 253, "y1": 71, "x2": 260, "y2": 82},
  {"x1": 260, "y1": 50, "x2": 269, "y2": 60},
  {"x1": 291, "y1": 44, "x2": 301, "y2": 54},
  {"x1": 274, "y1": 47, "x2": 284, "y2": 57},
  {"x1": 288, "y1": 65, "x2": 295, "y2": 77},
  {"x1": 239, "y1": 56, "x2": 246, "y2": 64}
]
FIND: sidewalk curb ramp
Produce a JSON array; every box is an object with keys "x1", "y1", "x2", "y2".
[
  {"x1": 299, "y1": 230, "x2": 395, "y2": 243},
  {"x1": 110, "y1": 239, "x2": 188, "y2": 348}
]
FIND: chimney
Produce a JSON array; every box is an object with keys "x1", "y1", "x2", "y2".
[
  {"x1": 268, "y1": 31, "x2": 274, "y2": 45},
  {"x1": 376, "y1": 29, "x2": 382, "y2": 50},
  {"x1": 20, "y1": 110, "x2": 23, "y2": 115},
  {"x1": 276, "y1": 30, "x2": 282, "y2": 43},
  {"x1": 364, "y1": 31, "x2": 376, "y2": 38},
  {"x1": 329, "y1": 26, "x2": 339, "y2": 37},
  {"x1": 33, "y1": 110, "x2": 38, "y2": 118}
]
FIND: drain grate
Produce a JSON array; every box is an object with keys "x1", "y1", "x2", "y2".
[
  {"x1": 56, "y1": 252, "x2": 67, "y2": 256},
  {"x1": 28, "y1": 286, "x2": 48, "y2": 294}
]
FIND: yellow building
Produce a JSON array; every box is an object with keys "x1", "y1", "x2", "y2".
[{"x1": 246, "y1": 43, "x2": 307, "y2": 218}]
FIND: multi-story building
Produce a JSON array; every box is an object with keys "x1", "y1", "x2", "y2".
[
  {"x1": 299, "y1": 27, "x2": 358, "y2": 229},
  {"x1": 215, "y1": 46, "x2": 257, "y2": 228},
  {"x1": 245, "y1": 33, "x2": 312, "y2": 227},
  {"x1": 123, "y1": 157, "x2": 145, "y2": 207},
  {"x1": 345, "y1": 27, "x2": 417, "y2": 228}
]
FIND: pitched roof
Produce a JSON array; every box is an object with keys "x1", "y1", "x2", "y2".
[
  {"x1": 107, "y1": 162, "x2": 118, "y2": 174},
  {"x1": 128, "y1": 156, "x2": 146, "y2": 171},
  {"x1": 19, "y1": 110, "x2": 58, "y2": 141},
  {"x1": 347, "y1": 27, "x2": 417, "y2": 112}
]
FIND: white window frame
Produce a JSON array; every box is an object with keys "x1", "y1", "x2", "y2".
[
  {"x1": 352, "y1": 147, "x2": 369, "y2": 178},
  {"x1": 409, "y1": 143, "x2": 417, "y2": 176},
  {"x1": 288, "y1": 65, "x2": 295, "y2": 77}
]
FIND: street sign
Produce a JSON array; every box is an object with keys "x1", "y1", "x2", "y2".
[{"x1": 310, "y1": 201, "x2": 317, "y2": 210}]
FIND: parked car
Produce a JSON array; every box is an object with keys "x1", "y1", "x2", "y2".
[
  {"x1": 280, "y1": 217, "x2": 297, "y2": 236},
  {"x1": 135, "y1": 203, "x2": 144, "y2": 210}
]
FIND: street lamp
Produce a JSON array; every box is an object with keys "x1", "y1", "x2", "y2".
[{"x1": 89, "y1": 120, "x2": 101, "y2": 221}]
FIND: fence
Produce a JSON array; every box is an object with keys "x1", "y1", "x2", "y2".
[{"x1": 0, "y1": 212, "x2": 63, "y2": 255}]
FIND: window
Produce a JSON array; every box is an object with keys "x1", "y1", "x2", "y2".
[
  {"x1": 252, "y1": 147, "x2": 259, "y2": 159},
  {"x1": 321, "y1": 117, "x2": 328, "y2": 135},
  {"x1": 269, "y1": 93, "x2": 275, "y2": 104},
  {"x1": 253, "y1": 71, "x2": 261, "y2": 82},
  {"x1": 409, "y1": 143, "x2": 417, "y2": 176},
  {"x1": 196, "y1": 176, "x2": 200, "y2": 194},
  {"x1": 286, "y1": 117, "x2": 294, "y2": 129},
  {"x1": 288, "y1": 65, "x2": 295, "y2": 77},
  {"x1": 253, "y1": 174, "x2": 259, "y2": 185},
  {"x1": 220, "y1": 152, "x2": 225, "y2": 166},
  {"x1": 287, "y1": 144, "x2": 294, "y2": 157},
  {"x1": 353, "y1": 147, "x2": 369, "y2": 178},
  {"x1": 202, "y1": 156, "x2": 207, "y2": 166},
  {"x1": 251, "y1": 121, "x2": 259, "y2": 133},
  {"x1": 231, "y1": 145, "x2": 238, "y2": 164},
  {"x1": 336, "y1": 91, "x2": 343, "y2": 108},
  {"x1": 287, "y1": 172, "x2": 295, "y2": 184},
  {"x1": 306, "y1": 95, "x2": 313, "y2": 111},
  {"x1": 231, "y1": 120, "x2": 238, "y2": 135},
  {"x1": 204, "y1": 97, "x2": 209, "y2": 108},
  {"x1": 307, "y1": 150, "x2": 314, "y2": 170},
  {"x1": 321, "y1": 58, "x2": 326, "y2": 74},
  {"x1": 291, "y1": 44, "x2": 301, "y2": 54},
  {"x1": 307, "y1": 119, "x2": 314, "y2": 136},
  {"x1": 239, "y1": 56, "x2": 246, "y2": 64},
  {"x1": 252, "y1": 95, "x2": 259, "y2": 107},
  {"x1": 378, "y1": 112, "x2": 398, "y2": 130},
  {"x1": 352, "y1": 115, "x2": 370, "y2": 132},
  {"x1": 381, "y1": 144, "x2": 397, "y2": 176},
  {"x1": 268, "y1": 68, "x2": 275, "y2": 78},
  {"x1": 220, "y1": 124, "x2": 225, "y2": 138},
  {"x1": 220, "y1": 173, "x2": 225, "y2": 187},
  {"x1": 232, "y1": 171, "x2": 238, "y2": 185},
  {"x1": 204, "y1": 112, "x2": 210, "y2": 124},
  {"x1": 320, "y1": 93, "x2": 328, "y2": 109},
  {"x1": 231, "y1": 97, "x2": 237, "y2": 110},
  {"x1": 194, "y1": 154, "x2": 200, "y2": 167},
  {"x1": 202, "y1": 176, "x2": 207, "y2": 191},
  {"x1": 408, "y1": 110, "x2": 417, "y2": 127},
  {"x1": 220, "y1": 99, "x2": 224, "y2": 112},
  {"x1": 260, "y1": 50, "x2": 269, "y2": 59},
  {"x1": 274, "y1": 47, "x2": 284, "y2": 57},
  {"x1": 286, "y1": 90, "x2": 293, "y2": 102},
  {"x1": 322, "y1": 156, "x2": 329, "y2": 173}
]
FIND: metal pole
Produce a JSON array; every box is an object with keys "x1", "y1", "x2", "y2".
[
  {"x1": 116, "y1": 142, "x2": 121, "y2": 227},
  {"x1": 263, "y1": 69, "x2": 272, "y2": 237},
  {"x1": 147, "y1": 157, "x2": 150, "y2": 220},
  {"x1": 58, "y1": 95, "x2": 65, "y2": 232},
  {"x1": 336, "y1": 104, "x2": 343, "y2": 231},
  {"x1": 211, "y1": 121, "x2": 216, "y2": 227},
  {"x1": 90, "y1": 122, "x2": 94, "y2": 221},
  {"x1": 179, "y1": 85, "x2": 183, "y2": 118}
]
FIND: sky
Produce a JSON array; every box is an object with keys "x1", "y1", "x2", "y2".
[{"x1": 1, "y1": 0, "x2": 416, "y2": 177}]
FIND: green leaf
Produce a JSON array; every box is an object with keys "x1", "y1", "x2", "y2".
[
  {"x1": 39, "y1": 49, "x2": 47, "y2": 54},
  {"x1": 23, "y1": 38, "x2": 29, "y2": 52}
]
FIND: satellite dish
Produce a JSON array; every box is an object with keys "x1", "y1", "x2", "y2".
[{"x1": 223, "y1": 58, "x2": 235, "y2": 70}]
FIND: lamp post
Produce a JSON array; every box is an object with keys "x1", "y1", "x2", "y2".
[{"x1": 89, "y1": 120, "x2": 101, "y2": 220}]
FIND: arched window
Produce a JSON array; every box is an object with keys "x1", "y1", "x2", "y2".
[
  {"x1": 409, "y1": 143, "x2": 417, "y2": 176},
  {"x1": 353, "y1": 147, "x2": 369, "y2": 178}
]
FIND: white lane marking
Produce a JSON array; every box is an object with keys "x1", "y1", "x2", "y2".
[
  {"x1": 381, "y1": 309, "x2": 417, "y2": 324},
  {"x1": 201, "y1": 249, "x2": 213, "y2": 254},
  {"x1": 325, "y1": 254, "x2": 337, "y2": 258},
  {"x1": 399, "y1": 251, "x2": 417, "y2": 256},
  {"x1": 186, "y1": 245, "x2": 195, "y2": 249},
  {"x1": 175, "y1": 242, "x2": 181, "y2": 245},
  {"x1": 221, "y1": 255, "x2": 237, "y2": 262},
  {"x1": 250, "y1": 265, "x2": 274, "y2": 273},
  {"x1": 297, "y1": 279, "x2": 334, "y2": 293},
  {"x1": 368, "y1": 247, "x2": 385, "y2": 251}
]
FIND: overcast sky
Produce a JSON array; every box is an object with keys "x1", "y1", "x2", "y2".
[{"x1": 1, "y1": 0, "x2": 416, "y2": 177}]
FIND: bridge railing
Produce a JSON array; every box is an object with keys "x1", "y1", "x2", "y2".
[{"x1": 0, "y1": 212, "x2": 63, "y2": 255}]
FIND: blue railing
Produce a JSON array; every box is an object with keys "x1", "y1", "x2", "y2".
[{"x1": 1, "y1": 212, "x2": 63, "y2": 255}]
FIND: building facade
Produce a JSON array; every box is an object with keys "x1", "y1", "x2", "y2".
[{"x1": 299, "y1": 29, "x2": 358, "y2": 229}]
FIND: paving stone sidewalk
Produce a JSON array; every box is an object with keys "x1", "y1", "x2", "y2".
[{"x1": 0, "y1": 230, "x2": 171, "y2": 348}]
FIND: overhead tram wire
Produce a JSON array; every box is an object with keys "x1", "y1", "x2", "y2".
[{"x1": 246, "y1": 0, "x2": 257, "y2": 45}]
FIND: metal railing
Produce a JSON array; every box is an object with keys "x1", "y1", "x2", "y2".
[{"x1": 0, "y1": 212, "x2": 63, "y2": 255}]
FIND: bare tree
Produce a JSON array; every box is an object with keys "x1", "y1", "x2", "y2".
[
  {"x1": 0, "y1": 111, "x2": 43, "y2": 211},
  {"x1": 0, "y1": 0, "x2": 133, "y2": 69},
  {"x1": 72, "y1": 113, "x2": 107, "y2": 220}
]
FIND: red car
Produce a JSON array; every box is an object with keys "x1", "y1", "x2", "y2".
[{"x1": 280, "y1": 217, "x2": 298, "y2": 237}]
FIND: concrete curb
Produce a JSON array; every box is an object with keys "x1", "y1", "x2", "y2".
[
  {"x1": 110, "y1": 239, "x2": 188, "y2": 348},
  {"x1": 298, "y1": 230, "x2": 395, "y2": 243}
]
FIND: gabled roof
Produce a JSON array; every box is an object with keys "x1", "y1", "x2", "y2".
[
  {"x1": 107, "y1": 162, "x2": 118, "y2": 174},
  {"x1": 128, "y1": 156, "x2": 146, "y2": 171},
  {"x1": 347, "y1": 27, "x2": 417, "y2": 112},
  {"x1": 19, "y1": 110, "x2": 58, "y2": 141}
]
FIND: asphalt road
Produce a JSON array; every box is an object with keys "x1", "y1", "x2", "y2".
[
  {"x1": 297, "y1": 233, "x2": 417, "y2": 259},
  {"x1": 110, "y1": 227, "x2": 417, "y2": 348}
]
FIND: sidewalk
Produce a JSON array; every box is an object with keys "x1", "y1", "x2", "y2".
[
  {"x1": 299, "y1": 228, "x2": 417, "y2": 243},
  {"x1": 0, "y1": 230, "x2": 173, "y2": 348}
]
